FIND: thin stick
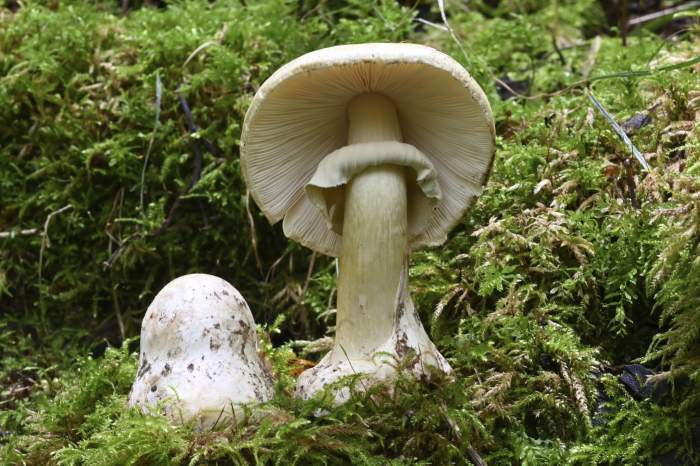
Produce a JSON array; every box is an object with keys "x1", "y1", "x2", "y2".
[
  {"x1": 245, "y1": 191, "x2": 264, "y2": 276},
  {"x1": 301, "y1": 251, "x2": 317, "y2": 296},
  {"x1": 628, "y1": 1, "x2": 700, "y2": 27},
  {"x1": 112, "y1": 285, "x2": 125, "y2": 341},
  {"x1": 551, "y1": 32, "x2": 566, "y2": 66},
  {"x1": 150, "y1": 90, "x2": 204, "y2": 236},
  {"x1": 264, "y1": 249, "x2": 288, "y2": 283},
  {"x1": 38, "y1": 204, "x2": 73, "y2": 328},
  {"x1": 0, "y1": 228, "x2": 38, "y2": 238},
  {"x1": 587, "y1": 91, "x2": 650, "y2": 171},
  {"x1": 620, "y1": 0, "x2": 629, "y2": 46},
  {"x1": 139, "y1": 72, "x2": 162, "y2": 210},
  {"x1": 415, "y1": 17, "x2": 447, "y2": 31}
]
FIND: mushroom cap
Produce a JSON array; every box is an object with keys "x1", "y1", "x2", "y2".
[
  {"x1": 128, "y1": 274, "x2": 273, "y2": 429},
  {"x1": 241, "y1": 43, "x2": 496, "y2": 257}
]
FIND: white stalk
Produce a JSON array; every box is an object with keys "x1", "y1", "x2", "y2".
[
  {"x1": 334, "y1": 93, "x2": 407, "y2": 360},
  {"x1": 296, "y1": 94, "x2": 451, "y2": 401}
]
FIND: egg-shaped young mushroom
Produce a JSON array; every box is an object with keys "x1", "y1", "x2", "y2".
[
  {"x1": 129, "y1": 274, "x2": 273, "y2": 429},
  {"x1": 241, "y1": 43, "x2": 495, "y2": 401}
]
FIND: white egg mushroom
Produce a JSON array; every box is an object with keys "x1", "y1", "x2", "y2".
[
  {"x1": 241, "y1": 43, "x2": 495, "y2": 401},
  {"x1": 129, "y1": 274, "x2": 273, "y2": 429}
]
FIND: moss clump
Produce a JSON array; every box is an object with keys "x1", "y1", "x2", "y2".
[
  {"x1": 0, "y1": 0, "x2": 414, "y2": 342},
  {"x1": 1, "y1": 0, "x2": 699, "y2": 464}
]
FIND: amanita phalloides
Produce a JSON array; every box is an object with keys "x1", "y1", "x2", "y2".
[
  {"x1": 241, "y1": 43, "x2": 495, "y2": 400},
  {"x1": 129, "y1": 274, "x2": 273, "y2": 429}
]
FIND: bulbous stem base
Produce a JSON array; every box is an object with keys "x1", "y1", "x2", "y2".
[{"x1": 295, "y1": 262, "x2": 451, "y2": 403}]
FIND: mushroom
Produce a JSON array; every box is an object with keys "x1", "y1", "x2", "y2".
[
  {"x1": 241, "y1": 43, "x2": 495, "y2": 400},
  {"x1": 129, "y1": 274, "x2": 273, "y2": 429}
]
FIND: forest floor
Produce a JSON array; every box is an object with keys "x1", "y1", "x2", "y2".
[{"x1": 1, "y1": 0, "x2": 699, "y2": 464}]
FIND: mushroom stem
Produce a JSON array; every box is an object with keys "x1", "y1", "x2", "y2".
[{"x1": 334, "y1": 93, "x2": 407, "y2": 359}]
